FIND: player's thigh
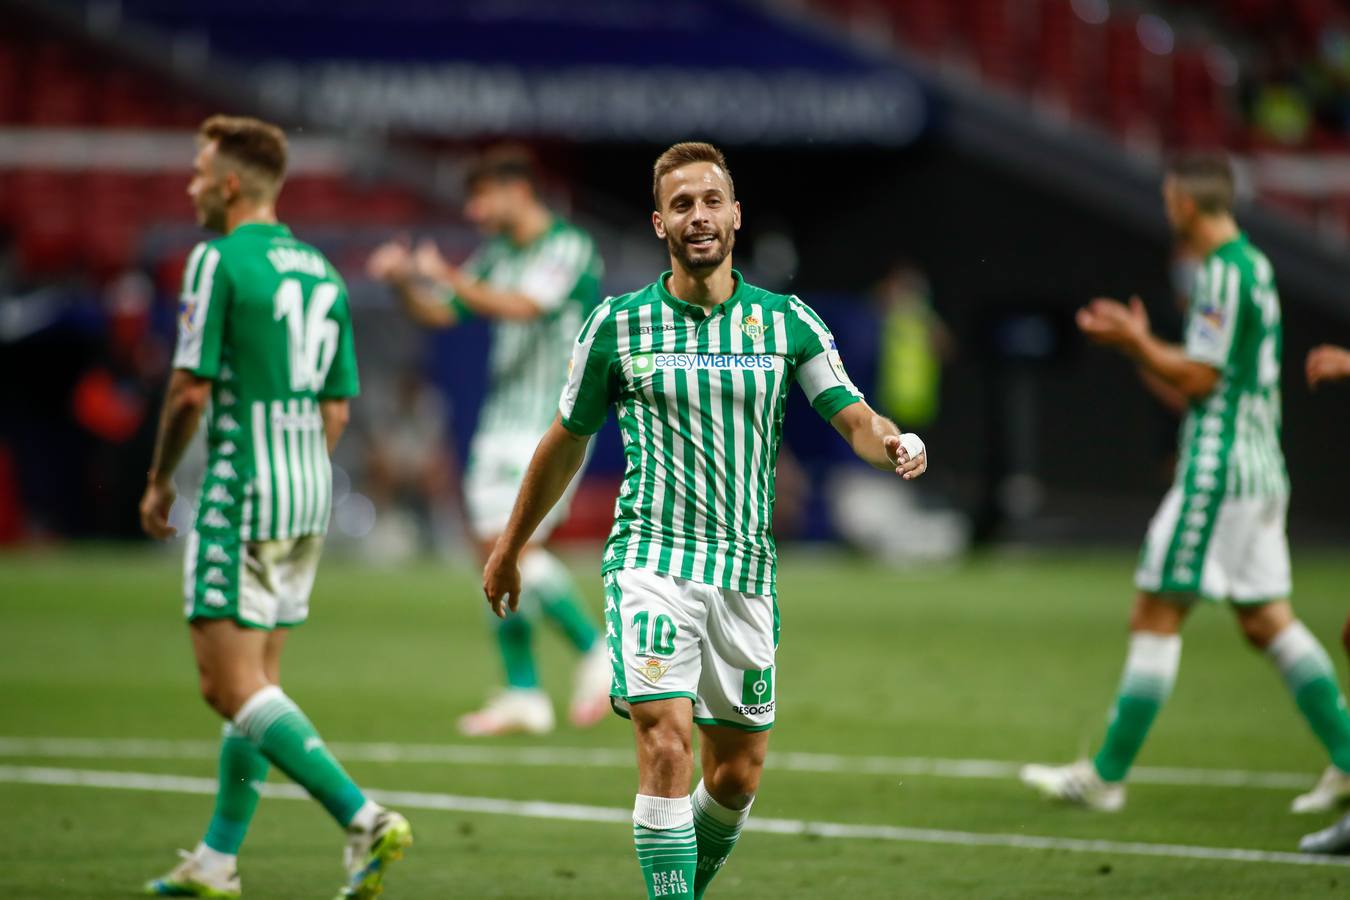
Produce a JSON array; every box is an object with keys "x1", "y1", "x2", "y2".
[
  {"x1": 694, "y1": 586, "x2": 777, "y2": 732},
  {"x1": 698, "y1": 722, "x2": 770, "y2": 801},
  {"x1": 605, "y1": 569, "x2": 703, "y2": 709},
  {"x1": 189, "y1": 617, "x2": 271, "y2": 712},
  {"x1": 1128, "y1": 591, "x2": 1190, "y2": 634}
]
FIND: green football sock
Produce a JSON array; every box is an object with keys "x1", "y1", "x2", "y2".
[
  {"x1": 1267, "y1": 621, "x2": 1350, "y2": 771},
  {"x1": 1093, "y1": 632, "x2": 1181, "y2": 782},
  {"x1": 494, "y1": 609, "x2": 540, "y2": 689},
  {"x1": 633, "y1": 794, "x2": 697, "y2": 899},
  {"x1": 202, "y1": 723, "x2": 269, "y2": 855},
  {"x1": 522, "y1": 549, "x2": 598, "y2": 653},
  {"x1": 232, "y1": 686, "x2": 367, "y2": 827},
  {"x1": 692, "y1": 780, "x2": 752, "y2": 898}
]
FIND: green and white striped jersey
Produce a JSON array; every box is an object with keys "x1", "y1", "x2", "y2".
[
  {"x1": 560, "y1": 271, "x2": 864, "y2": 596},
  {"x1": 458, "y1": 217, "x2": 602, "y2": 439},
  {"x1": 1176, "y1": 232, "x2": 1288, "y2": 499},
  {"x1": 173, "y1": 222, "x2": 359, "y2": 543}
]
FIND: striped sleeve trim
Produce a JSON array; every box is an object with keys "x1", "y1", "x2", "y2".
[
  {"x1": 1184, "y1": 259, "x2": 1240, "y2": 368},
  {"x1": 519, "y1": 230, "x2": 591, "y2": 313},
  {"x1": 172, "y1": 242, "x2": 222, "y2": 371},
  {"x1": 559, "y1": 296, "x2": 616, "y2": 434}
]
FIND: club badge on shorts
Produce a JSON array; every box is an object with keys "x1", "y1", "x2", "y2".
[{"x1": 641, "y1": 657, "x2": 670, "y2": 683}]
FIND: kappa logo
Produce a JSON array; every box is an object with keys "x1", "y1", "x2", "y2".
[
  {"x1": 637, "y1": 323, "x2": 680, "y2": 335},
  {"x1": 206, "y1": 485, "x2": 234, "y2": 505},
  {"x1": 217, "y1": 389, "x2": 236, "y2": 406},
  {"x1": 303, "y1": 736, "x2": 324, "y2": 753},
  {"x1": 640, "y1": 657, "x2": 671, "y2": 683},
  {"x1": 218, "y1": 441, "x2": 237, "y2": 457},
  {"x1": 212, "y1": 460, "x2": 238, "y2": 480},
  {"x1": 201, "y1": 508, "x2": 231, "y2": 529},
  {"x1": 740, "y1": 315, "x2": 766, "y2": 340},
  {"x1": 203, "y1": 588, "x2": 228, "y2": 608},
  {"x1": 216, "y1": 414, "x2": 240, "y2": 433},
  {"x1": 204, "y1": 567, "x2": 229, "y2": 586},
  {"x1": 205, "y1": 544, "x2": 231, "y2": 564}
]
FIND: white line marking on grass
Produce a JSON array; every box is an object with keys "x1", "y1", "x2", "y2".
[
  {"x1": 0, "y1": 736, "x2": 1318, "y2": 790},
  {"x1": 2, "y1": 765, "x2": 1345, "y2": 869}
]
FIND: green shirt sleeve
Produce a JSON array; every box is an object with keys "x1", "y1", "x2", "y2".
[
  {"x1": 786, "y1": 296, "x2": 864, "y2": 421},
  {"x1": 319, "y1": 284, "x2": 360, "y2": 400},
  {"x1": 558, "y1": 300, "x2": 617, "y2": 435},
  {"x1": 172, "y1": 241, "x2": 231, "y2": 378},
  {"x1": 1184, "y1": 257, "x2": 1241, "y2": 368}
]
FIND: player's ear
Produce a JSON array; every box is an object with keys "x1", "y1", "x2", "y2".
[
  {"x1": 652, "y1": 210, "x2": 667, "y2": 240},
  {"x1": 732, "y1": 200, "x2": 742, "y2": 231}
]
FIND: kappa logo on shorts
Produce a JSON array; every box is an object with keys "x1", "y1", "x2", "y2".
[
  {"x1": 211, "y1": 460, "x2": 237, "y2": 480},
  {"x1": 200, "y1": 508, "x2": 231, "y2": 529},
  {"x1": 203, "y1": 567, "x2": 229, "y2": 586},
  {"x1": 203, "y1": 588, "x2": 228, "y2": 608},
  {"x1": 205, "y1": 544, "x2": 231, "y2": 564},
  {"x1": 639, "y1": 657, "x2": 670, "y2": 683}
]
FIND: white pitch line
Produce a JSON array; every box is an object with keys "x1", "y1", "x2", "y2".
[
  {"x1": 0, "y1": 736, "x2": 1317, "y2": 790},
  {"x1": 2, "y1": 765, "x2": 1345, "y2": 869}
]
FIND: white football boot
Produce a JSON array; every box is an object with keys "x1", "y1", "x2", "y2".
[
  {"x1": 144, "y1": 846, "x2": 241, "y2": 898},
  {"x1": 1291, "y1": 766, "x2": 1350, "y2": 814},
  {"x1": 1019, "y1": 759, "x2": 1126, "y2": 812},
  {"x1": 1300, "y1": 811, "x2": 1350, "y2": 854},
  {"x1": 569, "y1": 645, "x2": 614, "y2": 728},
  {"x1": 335, "y1": 807, "x2": 413, "y2": 900},
  {"x1": 457, "y1": 688, "x2": 555, "y2": 737}
]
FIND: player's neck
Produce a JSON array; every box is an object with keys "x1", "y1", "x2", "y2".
[
  {"x1": 509, "y1": 204, "x2": 551, "y2": 246},
  {"x1": 224, "y1": 201, "x2": 277, "y2": 235},
  {"x1": 666, "y1": 261, "x2": 735, "y2": 310},
  {"x1": 1190, "y1": 215, "x2": 1239, "y2": 257}
]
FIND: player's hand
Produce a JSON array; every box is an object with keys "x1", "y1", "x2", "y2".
[
  {"x1": 1077, "y1": 295, "x2": 1148, "y2": 349},
  {"x1": 883, "y1": 433, "x2": 928, "y2": 480},
  {"x1": 139, "y1": 479, "x2": 177, "y2": 540},
  {"x1": 1306, "y1": 344, "x2": 1350, "y2": 389},
  {"x1": 366, "y1": 237, "x2": 414, "y2": 283},
  {"x1": 413, "y1": 239, "x2": 458, "y2": 285},
  {"x1": 482, "y1": 543, "x2": 522, "y2": 619}
]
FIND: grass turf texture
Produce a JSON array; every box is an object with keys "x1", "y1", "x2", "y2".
[{"x1": 2, "y1": 547, "x2": 1349, "y2": 898}]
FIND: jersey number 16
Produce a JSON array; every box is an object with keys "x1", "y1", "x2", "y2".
[{"x1": 273, "y1": 278, "x2": 340, "y2": 393}]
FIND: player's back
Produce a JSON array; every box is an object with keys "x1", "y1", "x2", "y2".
[
  {"x1": 1178, "y1": 233, "x2": 1287, "y2": 498},
  {"x1": 475, "y1": 218, "x2": 602, "y2": 438},
  {"x1": 175, "y1": 222, "x2": 358, "y2": 542}
]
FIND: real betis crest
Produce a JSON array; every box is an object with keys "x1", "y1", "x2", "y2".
[
  {"x1": 740, "y1": 314, "x2": 765, "y2": 340},
  {"x1": 641, "y1": 657, "x2": 670, "y2": 683}
]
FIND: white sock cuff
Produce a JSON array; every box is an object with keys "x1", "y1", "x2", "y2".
[
  {"x1": 693, "y1": 780, "x2": 753, "y2": 827},
  {"x1": 1267, "y1": 621, "x2": 1333, "y2": 685},
  {"x1": 232, "y1": 685, "x2": 289, "y2": 740},
  {"x1": 1124, "y1": 632, "x2": 1182, "y2": 681},
  {"x1": 519, "y1": 548, "x2": 567, "y2": 589},
  {"x1": 633, "y1": 794, "x2": 693, "y2": 831}
]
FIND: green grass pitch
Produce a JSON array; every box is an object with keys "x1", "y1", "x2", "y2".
[{"x1": 3, "y1": 546, "x2": 1350, "y2": 898}]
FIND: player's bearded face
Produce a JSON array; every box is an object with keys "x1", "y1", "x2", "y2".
[
  {"x1": 658, "y1": 169, "x2": 739, "y2": 272},
  {"x1": 189, "y1": 144, "x2": 230, "y2": 233}
]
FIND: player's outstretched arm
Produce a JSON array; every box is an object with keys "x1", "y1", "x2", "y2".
[
  {"x1": 367, "y1": 239, "x2": 459, "y2": 329},
  {"x1": 1307, "y1": 344, "x2": 1350, "y2": 389},
  {"x1": 829, "y1": 401, "x2": 927, "y2": 480},
  {"x1": 414, "y1": 239, "x2": 546, "y2": 321},
  {"x1": 140, "y1": 369, "x2": 212, "y2": 539},
  {"x1": 1078, "y1": 296, "x2": 1219, "y2": 399},
  {"x1": 483, "y1": 417, "x2": 591, "y2": 617}
]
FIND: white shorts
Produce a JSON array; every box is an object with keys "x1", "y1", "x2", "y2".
[
  {"x1": 184, "y1": 530, "x2": 323, "y2": 629},
  {"x1": 464, "y1": 430, "x2": 583, "y2": 539},
  {"x1": 604, "y1": 568, "x2": 778, "y2": 732},
  {"x1": 1134, "y1": 487, "x2": 1291, "y2": 603}
]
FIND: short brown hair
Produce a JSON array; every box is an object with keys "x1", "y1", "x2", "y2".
[
  {"x1": 198, "y1": 115, "x2": 288, "y2": 185},
  {"x1": 1167, "y1": 152, "x2": 1234, "y2": 215},
  {"x1": 652, "y1": 142, "x2": 733, "y2": 209},
  {"x1": 466, "y1": 144, "x2": 539, "y2": 193}
]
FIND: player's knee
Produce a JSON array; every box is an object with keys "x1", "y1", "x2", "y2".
[
  {"x1": 635, "y1": 718, "x2": 691, "y2": 765},
  {"x1": 197, "y1": 671, "x2": 232, "y2": 718},
  {"x1": 707, "y1": 757, "x2": 762, "y2": 804}
]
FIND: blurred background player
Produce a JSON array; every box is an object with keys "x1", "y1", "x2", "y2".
[
  {"x1": 137, "y1": 115, "x2": 411, "y2": 899},
  {"x1": 482, "y1": 142, "x2": 927, "y2": 900},
  {"x1": 1300, "y1": 341, "x2": 1350, "y2": 854},
  {"x1": 367, "y1": 146, "x2": 611, "y2": 736},
  {"x1": 1021, "y1": 153, "x2": 1350, "y2": 815}
]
